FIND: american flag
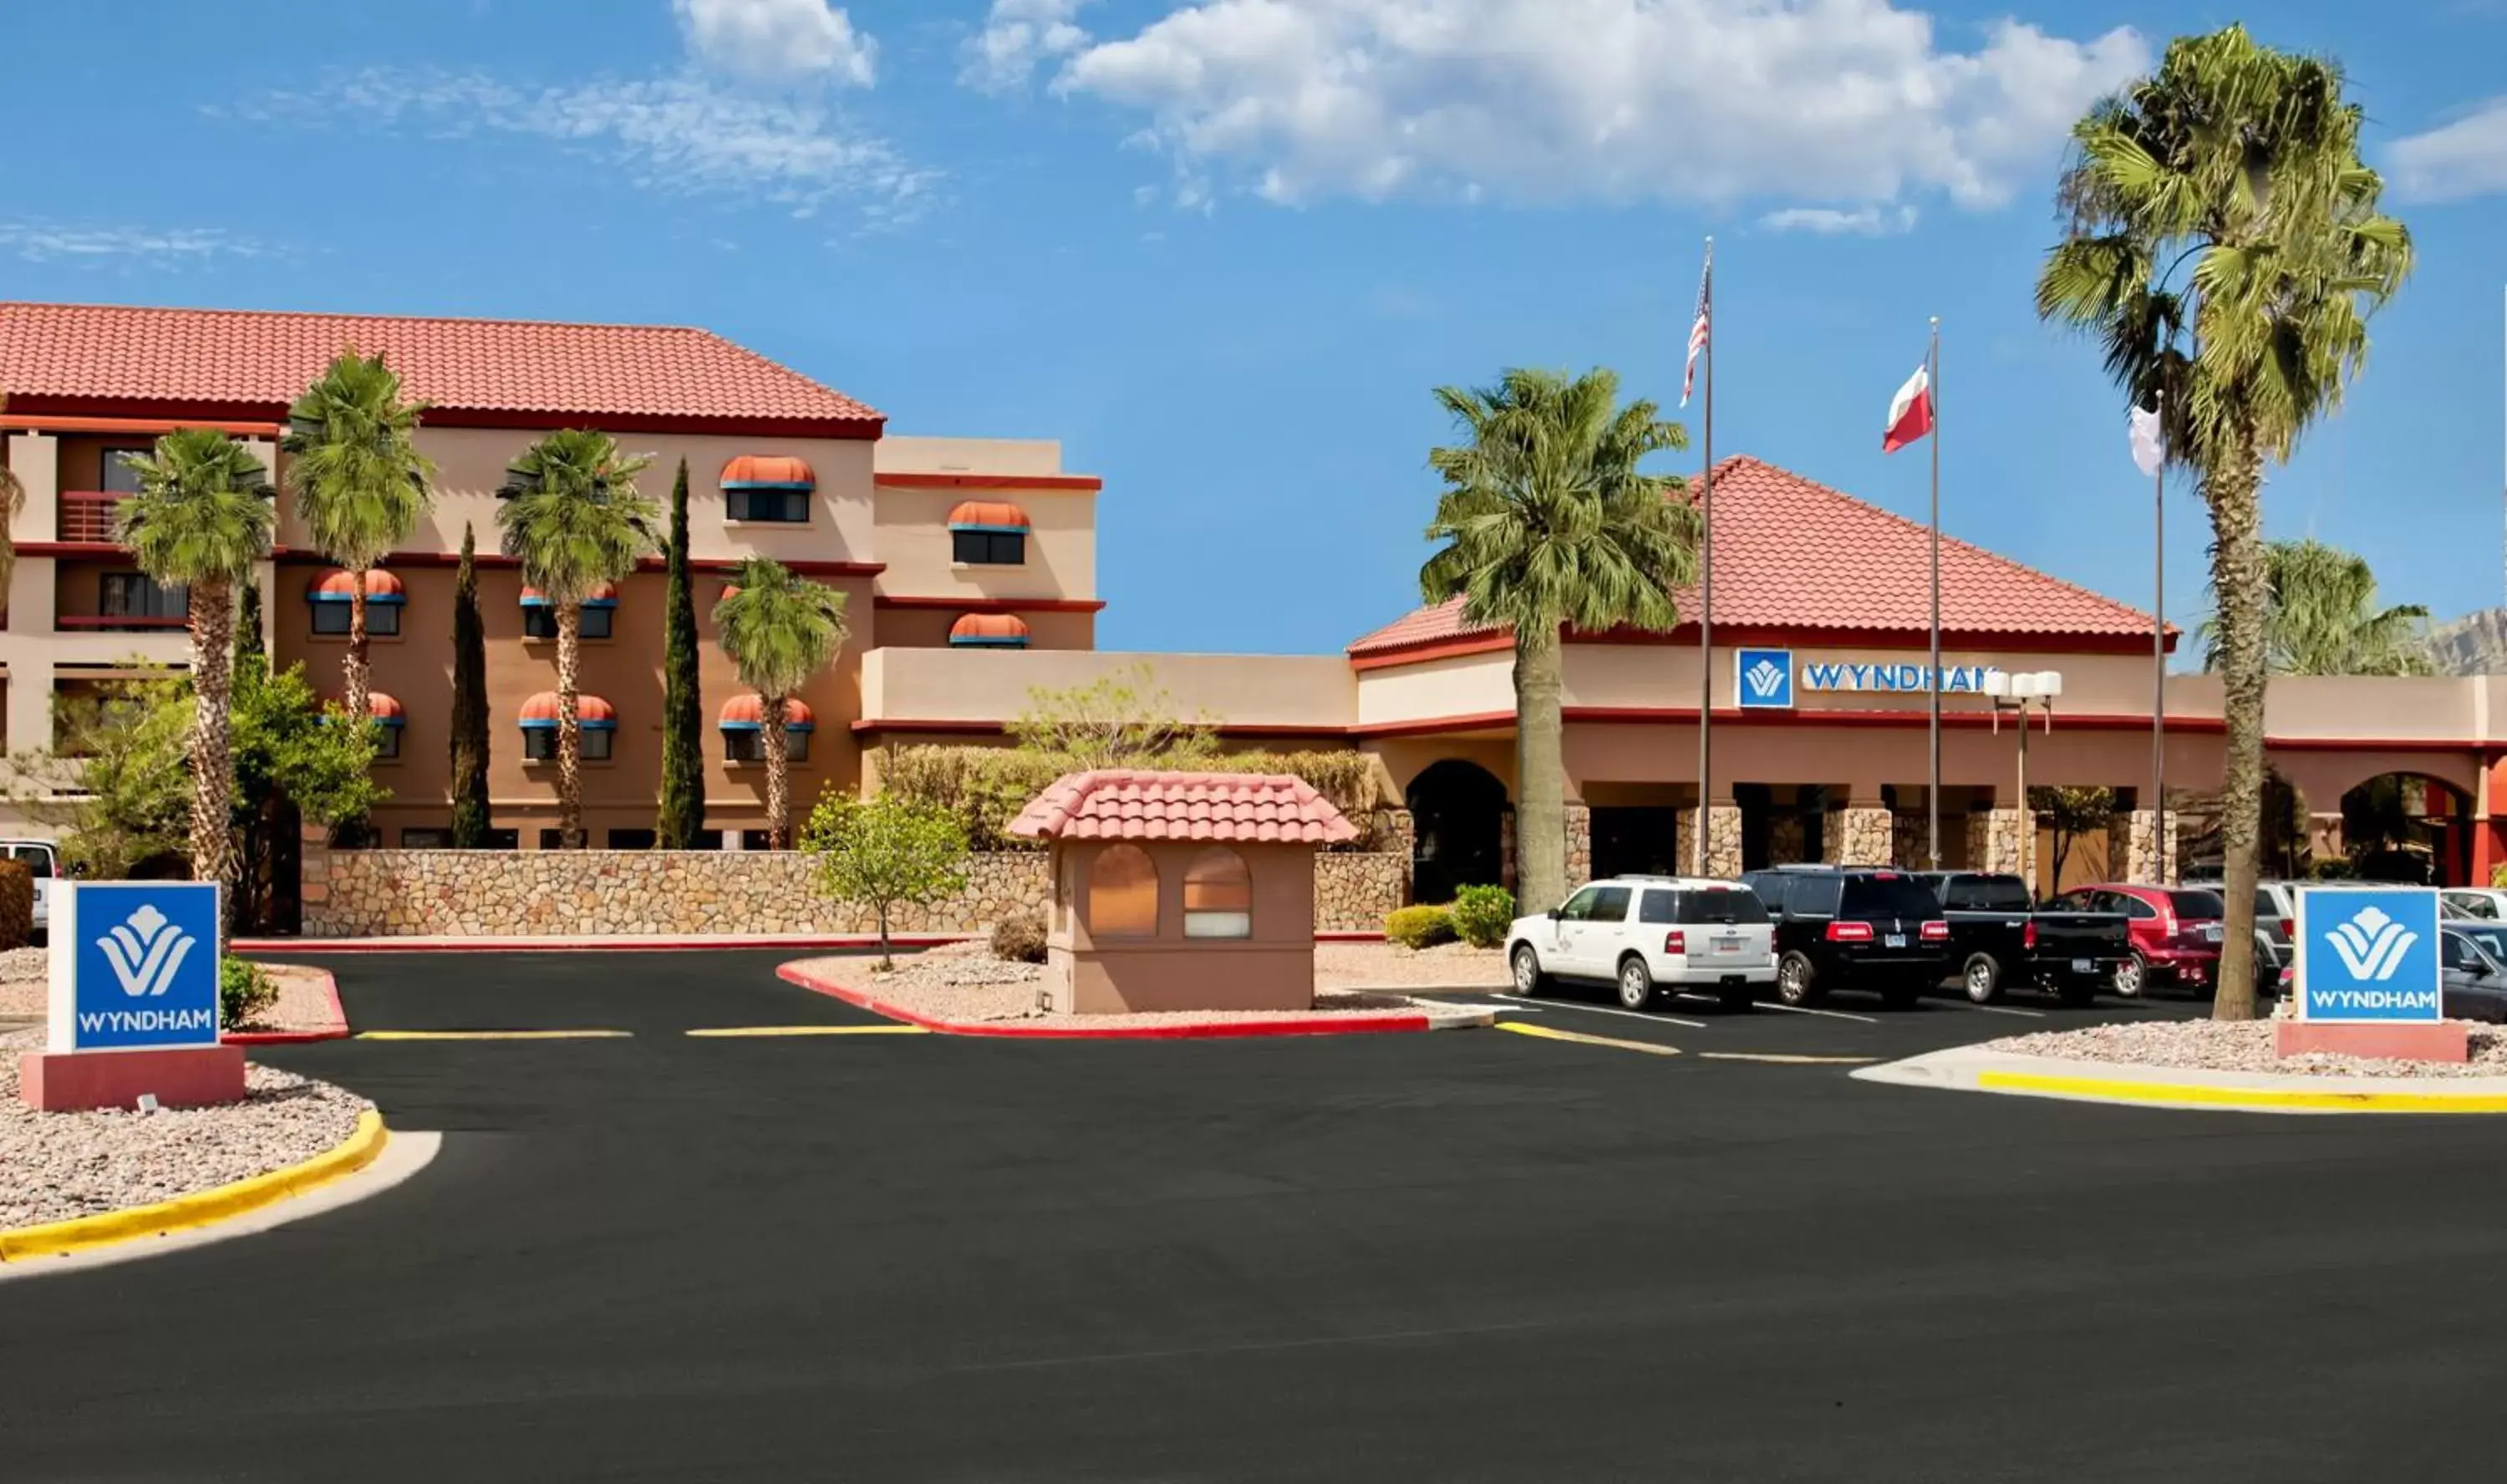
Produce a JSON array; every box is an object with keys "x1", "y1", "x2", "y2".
[{"x1": 1681, "y1": 243, "x2": 1711, "y2": 408}]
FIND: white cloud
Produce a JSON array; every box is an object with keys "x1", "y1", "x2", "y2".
[
  {"x1": 1050, "y1": 0, "x2": 2148, "y2": 213},
  {"x1": 0, "y1": 221, "x2": 272, "y2": 265},
  {"x1": 672, "y1": 0, "x2": 877, "y2": 85},
  {"x1": 242, "y1": 69, "x2": 930, "y2": 221},
  {"x1": 2387, "y1": 97, "x2": 2507, "y2": 203},
  {"x1": 1760, "y1": 204, "x2": 1918, "y2": 235},
  {"x1": 963, "y1": 0, "x2": 1093, "y2": 94}
]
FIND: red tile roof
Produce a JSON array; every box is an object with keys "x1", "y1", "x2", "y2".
[
  {"x1": 0, "y1": 302, "x2": 882, "y2": 435},
  {"x1": 1348, "y1": 455, "x2": 2160, "y2": 658},
  {"x1": 1009, "y1": 770, "x2": 1360, "y2": 845}
]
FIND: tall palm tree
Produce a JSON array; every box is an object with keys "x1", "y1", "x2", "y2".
[
  {"x1": 116, "y1": 429, "x2": 277, "y2": 897},
  {"x1": 2035, "y1": 25, "x2": 2411, "y2": 1019},
  {"x1": 0, "y1": 394, "x2": 24, "y2": 597},
  {"x1": 2199, "y1": 538, "x2": 2430, "y2": 676},
  {"x1": 1421, "y1": 367, "x2": 1696, "y2": 914},
  {"x1": 714, "y1": 557, "x2": 848, "y2": 849},
  {"x1": 282, "y1": 350, "x2": 435, "y2": 719},
  {"x1": 496, "y1": 430, "x2": 659, "y2": 848}
]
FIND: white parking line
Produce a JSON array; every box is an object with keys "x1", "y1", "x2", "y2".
[
  {"x1": 1749, "y1": 1000, "x2": 1880, "y2": 1024},
  {"x1": 1498, "y1": 994, "x2": 1708, "y2": 1030},
  {"x1": 1936, "y1": 1000, "x2": 2047, "y2": 1019}
]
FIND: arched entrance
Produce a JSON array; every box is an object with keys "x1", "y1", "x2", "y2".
[
  {"x1": 1406, "y1": 759, "x2": 1506, "y2": 905},
  {"x1": 2332, "y1": 773, "x2": 2474, "y2": 885}
]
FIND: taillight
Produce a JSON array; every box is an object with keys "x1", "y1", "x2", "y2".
[
  {"x1": 1920, "y1": 920, "x2": 1950, "y2": 943},
  {"x1": 1662, "y1": 930, "x2": 1686, "y2": 955},
  {"x1": 2022, "y1": 921, "x2": 2038, "y2": 950},
  {"x1": 1826, "y1": 921, "x2": 1874, "y2": 943}
]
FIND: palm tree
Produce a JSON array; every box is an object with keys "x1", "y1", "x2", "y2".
[
  {"x1": 116, "y1": 429, "x2": 277, "y2": 897},
  {"x1": 496, "y1": 430, "x2": 659, "y2": 848},
  {"x1": 282, "y1": 350, "x2": 435, "y2": 719},
  {"x1": 2034, "y1": 25, "x2": 2412, "y2": 1019},
  {"x1": 714, "y1": 557, "x2": 848, "y2": 849},
  {"x1": 1420, "y1": 367, "x2": 1696, "y2": 914},
  {"x1": 0, "y1": 394, "x2": 24, "y2": 597},
  {"x1": 2199, "y1": 538, "x2": 2430, "y2": 676}
]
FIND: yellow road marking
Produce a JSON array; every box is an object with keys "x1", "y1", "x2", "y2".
[
  {"x1": 685, "y1": 1025, "x2": 930, "y2": 1038},
  {"x1": 1495, "y1": 1021, "x2": 1681, "y2": 1056},
  {"x1": 356, "y1": 1029, "x2": 633, "y2": 1041},
  {"x1": 1978, "y1": 1070, "x2": 2507, "y2": 1114},
  {"x1": 1698, "y1": 1052, "x2": 1879, "y2": 1065}
]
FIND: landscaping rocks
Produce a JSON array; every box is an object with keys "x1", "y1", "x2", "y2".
[
  {"x1": 795, "y1": 943, "x2": 1438, "y2": 1030},
  {"x1": 1986, "y1": 1018, "x2": 2507, "y2": 1080}
]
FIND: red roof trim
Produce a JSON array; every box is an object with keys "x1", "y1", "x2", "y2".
[
  {"x1": 1, "y1": 395, "x2": 879, "y2": 440},
  {"x1": 877, "y1": 473, "x2": 1101, "y2": 491},
  {"x1": 872, "y1": 595, "x2": 1106, "y2": 613},
  {"x1": 850, "y1": 718, "x2": 1350, "y2": 741},
  {"x1": 1348, "y1": 623, "x2": 2176, "y2": 670},
  {"x1": 0, "y1": 412, "x2": 284, "y2": 436}
]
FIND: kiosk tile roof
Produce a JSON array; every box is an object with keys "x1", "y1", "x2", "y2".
[
  {"x1": 1348, "y1": 455, "x2": 2159, "y2": 658},
  {"x1": 1009, "y1": 770, "x2": 1359, "y2": 844}
]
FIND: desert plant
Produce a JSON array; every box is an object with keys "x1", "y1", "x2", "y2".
[
  {"x1": 219, "y1": 957, "x2": 279, "y2": 1029},
  {"x1": 714, "y1": 556, "x2": 849, "y2": 849},
  {"x1": 877, "y1": 744, "x2": 1391, "y2": 852},
  {"x1": 0, "y1": 860, "x2": 31, "y2": 951},
  {"x1": 990, "y1": 911, "x2": 1049, "y2": 964},
  {"x1": 656, "y1": 459, "x2": 707, "y2": 850},
  {"x1": 450, "y1": 524, "x2": 491, "y2": 848},
  {"x1": 282, "y1": 349, "x2": 435, "y2": 719},
  {"x1": 1448, "y1": 884, "x2": 1516, "y2": 949},
  {"x1": 1009, "y1": 663, "x2": 1218, "y2": 768},
  {"x1": 1386, "y1": 903, "x2": 1457, "y2": 950},
  {"x1": 803, "y1": 794, "x2": 971, "y2": 970}
]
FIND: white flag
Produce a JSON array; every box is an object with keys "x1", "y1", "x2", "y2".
[{"x1": 2129, "y1": 398, "x2": 2164, "y2": 477}]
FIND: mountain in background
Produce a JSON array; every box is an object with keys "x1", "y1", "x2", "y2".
[{"x1": 2427, "y1": 609, "x2": 2507, "y2": 674}]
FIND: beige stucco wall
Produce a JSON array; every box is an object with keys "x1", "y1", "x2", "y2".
[
  {"x1": 875, "y1": 436, "x2": 1069, "y2": 477},
  {"x1": 871, "y1": 486, "x2": 1096, "y2": 603},
  {"x1": 1046, "y1": 839, "x2": 1316, "y2": 1013},
  {"x1": 860, "y1": 648, "x2": 1357, "y2": 730}
]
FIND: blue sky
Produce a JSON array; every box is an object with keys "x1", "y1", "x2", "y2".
[{"x1": 2, "y1": 0, "x2": 2503, "y2": 658}]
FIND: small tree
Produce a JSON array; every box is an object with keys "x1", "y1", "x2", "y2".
[
  {"x1": 656, "y1": 458, "x2": 707, "y2": 850},
  {"x1": 2028, "y1": 785, "x2": 2118, "y2": 887},
  {"x1": 1009, "y1": 663, "x2": 1218, "y2": 769},
  {"x1": 449, "y1": 524, "x2": 491, "y2": 848},
  {"x1": 802, "y1": 794, "x2": 969, "y2": 970}
]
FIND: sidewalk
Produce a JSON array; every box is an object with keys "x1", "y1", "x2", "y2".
[{"x1": 1858, "y1": 1044, "x2": 2507, "y2": 1114}]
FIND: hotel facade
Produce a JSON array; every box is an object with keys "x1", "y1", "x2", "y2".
[{"x1": 4, "y1": 302, "x2": 2503, "y2": 896}]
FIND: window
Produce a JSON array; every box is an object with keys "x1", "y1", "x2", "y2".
[
  {"x1": 100, "y1": 572, "x2": 186, "y2": 620},
  {"x1": 608, "y1": 828, "x2": 658, "y2": 850},
  {"x1": 727, "y1": 486, "x2": 808, "y2": 522},
  {"x1": 311, "y1": 602, "x2": 399, "y2": 636},
  {"x1": 2443, "y1": 932, "x2": 2493, "y2": 973},
  {"x1": 1841, "y1": 875, "x2": 1940, "y2": 917},
  {"x1": 5, "y1": 845, "x2": 53, "y2": 879},
  {"x1": 524, "y1": 605, "x2": 613, "y2": 640},
  {"x1": 1742, "y1": 873, "x2": 1791, "y2": 915},
  {"x1": 2166, "y1": 889, "x2": 2225, "y2": 920},
  {"x1": 374, "y1": 724, "x2": 401, "y2": 760},
  {"x1": 400, "y1": 827, "x2": 453, "y2": 848},
  {"x1": 1645, "y1": 888, "x2": 1771, "y2": 925},
  {"x1": 1585, "y1": 886, "x2": 1632, "y2": 923},
  {"x1": 1088, "y1": 844, "x2": 1158, "y2": 937},
  {"x1": 1948, "y1": 876, "x2": 2032, "y2": 912},
  {"x1": 952, "y1": 529, "x2": 1026, "y2": 566},
  {"x1": 1182, "y1": 847, "x2": 1250, "y2": 938},
  {"x1": 740, "y1": 830, "x2": 775, "y2": 851},
  {"x1": 1558, "y1": 886, "x2": 1602, "y2": 921},
  {"x1": 539, "y1": 828, "x2": 567, "y2": 850},
  {"x1": 99, "y1": 446, "x2": 149, "y2": 495},
  {"x1": 724, "y1": 728, "x2": 811, "y2": 763},
  {"x1": 521, "y1": 728, "x2": 613, "y2": 762},
  {"x1": 2445, "y1": 891, "x2": 2499, "y2": 920},
  {"x1": 1791, "y1": 877, "x2": 1845, "y2": 917},
  {"x1": 484, "y1": 828, "x2": 521, "y2": 851},
  {"x1": 2113, "y1": 892, "x2": 2158, "y2": 921}
]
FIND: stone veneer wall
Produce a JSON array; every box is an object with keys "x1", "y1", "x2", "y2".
[{"x1": 302, "y1": 841, "x2": 1409, "y2": 938}]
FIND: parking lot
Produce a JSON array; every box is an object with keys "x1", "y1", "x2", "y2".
[{"x1": 5, "y1": 948, "x2": 2504, "y2": 1483}]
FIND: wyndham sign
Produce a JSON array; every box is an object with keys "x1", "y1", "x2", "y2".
[
  {"x1": 48, "y1": 881, "x2": 223, "y2": 1053},
  {"x1": 2293, "y1": 886, "x2": 2441, "y2": 1024},
  {"x1": 1731, "y1": 648, "x2": 2002, "y2": 711}
]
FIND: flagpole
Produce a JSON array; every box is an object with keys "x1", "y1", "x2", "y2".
[
  {"x1": 1926, "y1": 317, "x2": 1941, "y2": 872},
  {"x1": 2154, "y1": 452, "x2": 2166, "y2": 882},
  {"x1": 1692, "y1": 237, "x2": 1715, "y2": 877}
]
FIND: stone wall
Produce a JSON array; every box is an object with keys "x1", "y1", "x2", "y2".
[
  {"x1": 1833, "y1": 806, "x2": 1894, "y2": 867},
  {"x1": 302, "y1": 838, "x2": 1410, "y2": 938},
  {"x1": 1682, "y1": 804, "x2": 1743, "y2": 879}
]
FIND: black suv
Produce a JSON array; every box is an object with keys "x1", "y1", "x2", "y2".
[{"x1": 1739, "y1": 866, "x2": 1953, "y2": 1009}]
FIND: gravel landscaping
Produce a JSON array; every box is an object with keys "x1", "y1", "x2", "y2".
[
  {"x1": 1315, "y1": 941, "x2": 1508, "y2": 989},
  {"x1": 1986, "y1": 1019, "x2": 2507, "y2": 1080},
  {"x1": 0, "y1": 1027, "x2": 373, "y2": 1229},
  {"x1": 0, "y1": 960, "x2": 339, "y2": 1034},
  {"x1": 800, "y1": 943, "x2": 1433, "y2": 1029}
]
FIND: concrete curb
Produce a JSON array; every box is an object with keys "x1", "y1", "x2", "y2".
[
  {"x1": 0, "y1": 1110, "x2": 389, "y2": 1263},
  {"x1": 1855, "y1": 1046, "x2": 2507, "y2": 1116},
  {"x1": 778, "y1": 961, "x2": 1482, "y2": 1039},
  {"x1": 224, "y1": 965, "x2": 351, "y2": 1046}
]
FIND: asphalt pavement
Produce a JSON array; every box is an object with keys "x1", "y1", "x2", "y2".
[{"x1": 6, "y1": 949, "x2": 2506, "y2": 1483}]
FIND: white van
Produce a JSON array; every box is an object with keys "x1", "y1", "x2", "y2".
[{"x1": 0, "y1": 840, "x2": 60, "y2": 937}]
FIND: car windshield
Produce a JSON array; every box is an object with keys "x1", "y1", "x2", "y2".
[
  {"x1": 1841, "y1": 875, "x2": 1940, "y2": 918},
  {"x1": 2168, "y1": 889, "x2": 2225, "y2": 919},
  {"x1": 1668, "y1": 888, "x2": 1770, "y2": 925}
]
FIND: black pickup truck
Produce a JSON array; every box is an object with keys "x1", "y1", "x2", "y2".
[{"x1": 1910, "y1": 872, "x2": 2133, "y2": 1006}]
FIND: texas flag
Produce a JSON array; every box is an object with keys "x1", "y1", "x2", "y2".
[{"x1": 1881, "y1": 363, "x2": 1933, "y2": 454}]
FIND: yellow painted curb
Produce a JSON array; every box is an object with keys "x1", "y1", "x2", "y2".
[
  {"x1": 0, "y1": 1110, "x2": 389, "y2": 1263},
  {"x1": 1977, "y1": 1070, "x2": 2507, "y2": 1115},
  {"x1": 357, "y1": 1029, "x2": 633, "y2": 1041},
  {"x1": 685, "y1": 1025, "x2": 931, "y2": 1038},
  {"x1": 1495, "y1": 1021, "x2": 1681, "y2": 1056}
]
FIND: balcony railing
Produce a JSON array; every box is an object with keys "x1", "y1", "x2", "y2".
[
  {"x1": 58, "y1": 490, "x2": 129, "y2": 544},
  {"x1": 56, "y1": 614, "x2": 187, "y2": 633}
]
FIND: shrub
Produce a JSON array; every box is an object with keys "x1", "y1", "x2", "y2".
[
  {"x1": 1385, "y1": 904, "x2": 1457, "y2": 950},
  {"x1": 875, "y1": 744, "x2": 1395, "y2": 852},
  {"x1": 0, "y1": 860, "x2": 30, "y2": 951},
  {"x1": 990, "y1": 912, "x2": 1049, "y2": 964},
  {"x1": 803, "y1": 794, "x2": 972, "y2": 969},
  {"x1": 220, "y1": 958, "x2": 278, "y2": 1029},
  {"x1": 1448, "y1": 884, "x2": 1515, "y2": 948}
]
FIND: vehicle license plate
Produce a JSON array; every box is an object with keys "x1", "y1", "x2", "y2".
[
  {"x1": 2072, "y1": 958, "x2": 2093, "y2": 973},
  {"x1": 2204, "y1": 923, "x2": 2224, "y2": 943},
  {"x1": 1884, "y1": 933, "x2": 1906, "y2": 948},
  {"x1": 1714, "y1": 937, "x2": 1742, "y2": 954}
]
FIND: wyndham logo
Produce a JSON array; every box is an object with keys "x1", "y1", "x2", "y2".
[
  {"x1": 2296, "y1": 887, "x2": 2440, "y2": 1024},
  {"x1": 1735, "y1": 648, "x2": 1793, "y2": 709},
  {"x1": 99, "y1": 902, "x2": 198, "y2": 999}
]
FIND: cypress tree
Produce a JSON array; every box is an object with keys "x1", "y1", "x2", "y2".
[
  {"x1": 449, "y1": 523, "x2": 491, "y2": 847},
  {"x1": 656, "y1": 457, "x2": 707, "y2": 849},
  {"x1": 232, "y1": 580, "x2": 266, "y2": 668}
]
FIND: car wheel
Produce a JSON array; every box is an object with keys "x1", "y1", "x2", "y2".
[
  {"x1": 1879, "y1": 978, "x2": 1923, "y2": 1010},
  {"x1": 1509, "y1": 944, "x2": 1549, "y2": 998},
  {"x1": 1961, "y1": 953, "x2": 2004, "y2": 1005},
  {"x1": 1776, "y1": 952, "x2": 1823, "y2": 1006},
  {"x1": 1616, "y1": 955, "x2": 1657, "y2": 1010},
  {"x1": 2113, "y1": 951, "x2": 2148, "y2": 999}
]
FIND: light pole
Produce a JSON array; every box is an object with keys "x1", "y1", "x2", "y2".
[{"x1": 1984, "y1": 668, "x2": 2064, "y2": 896}]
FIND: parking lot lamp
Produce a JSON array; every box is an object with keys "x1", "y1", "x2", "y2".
[{"x1": 1986, "y1": 670, "x2": 2064, "y2": 893}]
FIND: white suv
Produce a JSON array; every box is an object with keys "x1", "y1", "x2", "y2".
[{"x1": 1506, "y1": 876, "x2": 1778, "y2": 1011}]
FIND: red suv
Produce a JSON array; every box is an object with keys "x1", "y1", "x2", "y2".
[{"x1": 2043, "y1": 883, "x2": 2226, "y2": 998}]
